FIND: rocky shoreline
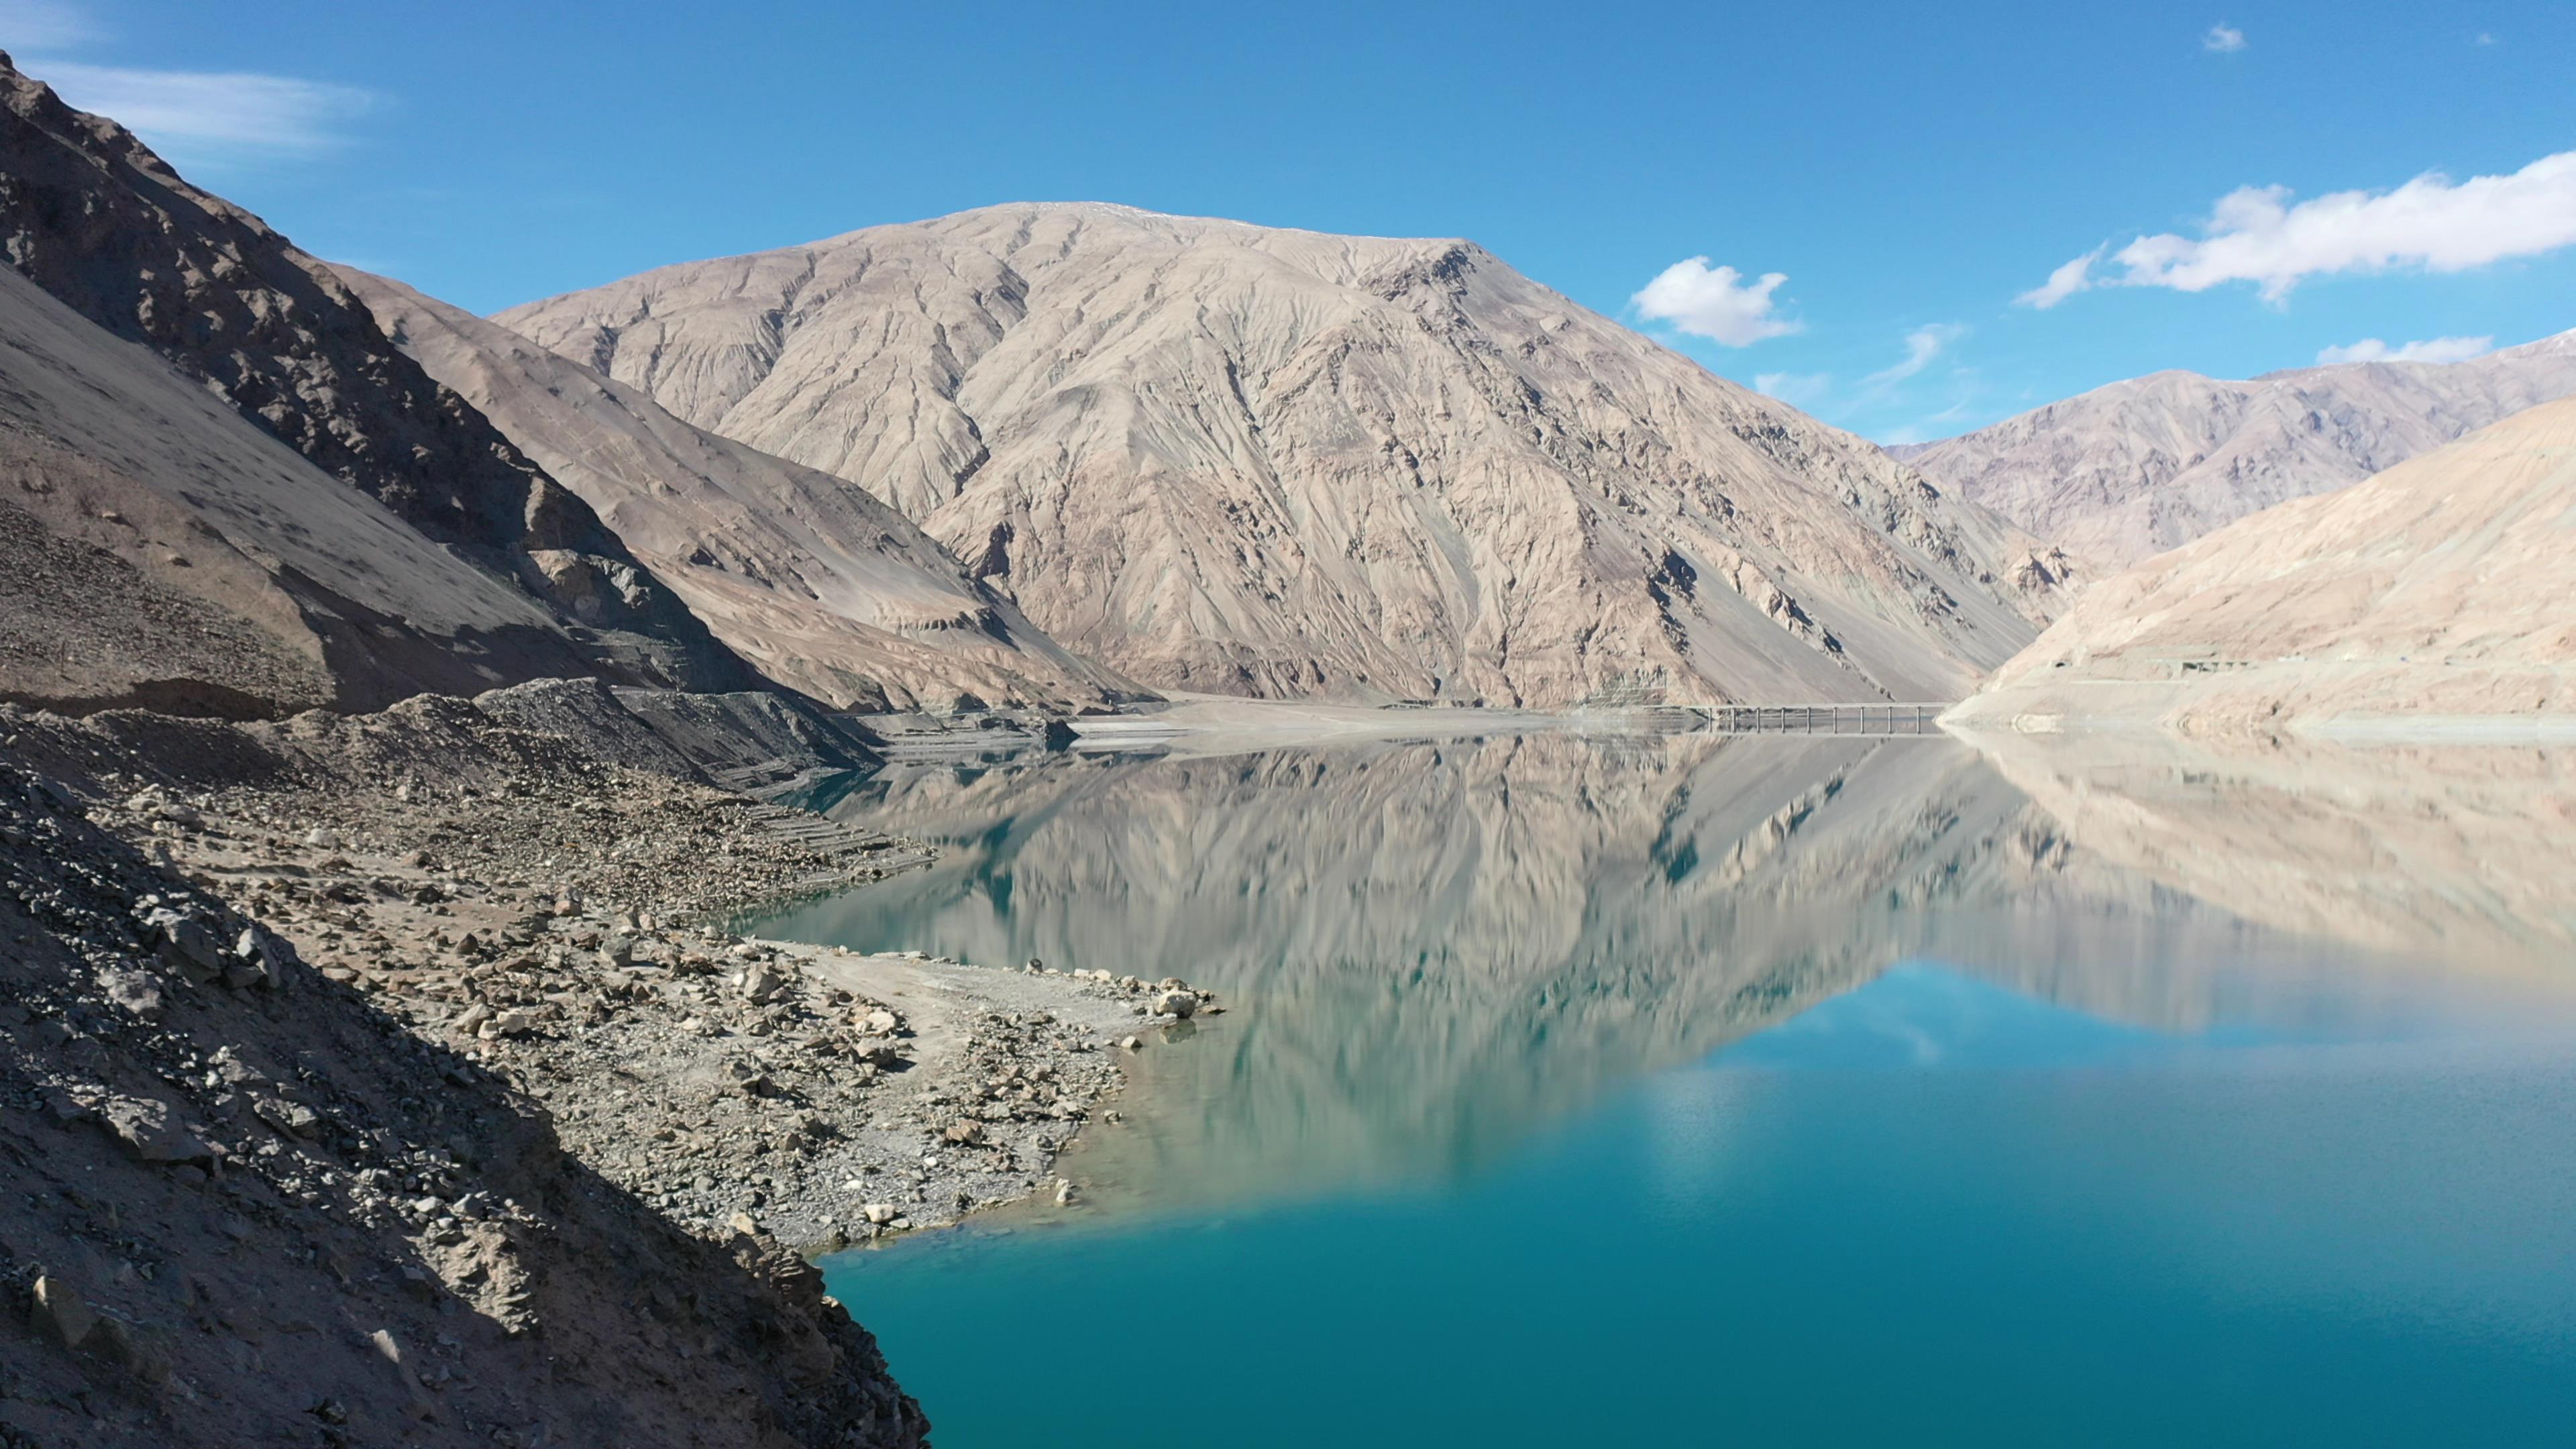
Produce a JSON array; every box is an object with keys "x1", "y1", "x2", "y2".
[
  {"x1": 0, "y1": 694, "x2": 1218, "y2": 1446},
  {"x1": 106, "y1": 757, "x2": 1220, "y2": 1252}
]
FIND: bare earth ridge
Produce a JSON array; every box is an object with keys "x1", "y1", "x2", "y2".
[
  {"x1": 1897, "y1": 329, "x2": 2576, "y2": 568},
  {"x1": 1946, "y1": 394, "x2": 2576, "y2": 737}
]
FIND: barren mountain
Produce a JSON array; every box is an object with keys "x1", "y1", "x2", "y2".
[
  {"x1": 338, "y1": 268, "x2": 1138, "y2": 712},
  {"x1": 1946, "y1": 395, "x2": 2576, "y2": 735},
  {"x1": 498, "y1": 204, "x2": 2072, "y2": 706},
  {"x1": 0, "y1": 264, "x2": 635, "y2": 717},
  {"x1": 1896, "y1": 329, "x2": 2576, "y2": 567},
  {"x1": 0, "y1": 54, "x2": 757, "y2": 711}
]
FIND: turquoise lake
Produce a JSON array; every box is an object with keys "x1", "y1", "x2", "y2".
[{"x1": 749, "y1": 731, "x2": 2576, "y2": 1447}]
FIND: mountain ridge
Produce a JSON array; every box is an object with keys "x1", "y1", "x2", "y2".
[
  {"x1": 1898, "y1": 329, "x2": 2576, "y2": 567},
  {"x1": 1947, "y1": 393, "x2": 2576, "y2": 735},
  {"x1": 339, "y1": 265, "x2": 1142, "y2": 712},
  {"x1": 0, "y1": 51, "x2": 761, "y2": 710},
  {"x1": 496, "y1": 202, "x2": 2074, "y2": 707}
]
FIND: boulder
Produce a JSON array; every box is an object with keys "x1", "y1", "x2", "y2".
[
  {"x1": 370, "y1": 1328, "x2": 443, "y2": 1422},
  {"x1": 151, "y1": 912, "x2": 225, "y2": 985},
  {"x1": 30, "y1": 1275, "x2": 95, "y2": 1348},
  {"x1": 1152, "y1": 989, "x2": 1198, "y2": 1020},
  {"x1": 253, "y1": 1096, "x2": 322, "y2": 1139},
  {"x1": 233, "y1": 924, "x2": 303, "y2": 990},
  {"x1": 91, "y1": 1314, "x2": 175, "y2": 1386},
  {"x1": 97, "y1": 1095, "x2": 211, "y2": 1164},
  {"x1": 98, "y1": 966, "x2": 164, "y2": 1021}
]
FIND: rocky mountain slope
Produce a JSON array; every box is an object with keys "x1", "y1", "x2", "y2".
[
  {"x1": 498, "y1": 203, "x2": 2072, "y2": 706},
  {"x1": 1896, "y1": 329, "x2": 2576, "y2": 568},
  {"x1": 0, "y1": 262, "x2": 642, "y2": 718},
  {"x1": 0, "y1": 730, "x2": 927, "y2": 1447},
  {"x1": 337, "y1": 268, "x2": 1136, "y2": 713},
  {"x1": 0, "y1": 53, "x2": 757, "y2": 714},
  {"x1": 1946, "y1": 394, "x2": 2576, "y2": 735}
]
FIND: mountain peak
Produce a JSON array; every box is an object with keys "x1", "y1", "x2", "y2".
[{"x1": 494, "y1": 206, "x2": 2071, "y2": 706}]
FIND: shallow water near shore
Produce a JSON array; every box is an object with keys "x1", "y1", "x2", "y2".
[{"x1": 751, "y1": 731, "x2": 2576, "y2": 1446}]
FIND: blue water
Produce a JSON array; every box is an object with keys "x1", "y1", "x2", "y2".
[{"x1": 759, "y1": 735, "x2": 2576, "y2": 1446}]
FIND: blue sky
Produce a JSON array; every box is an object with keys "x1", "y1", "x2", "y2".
[{"x1": 6, "y1": 0, "x2": 2572, "y2": 443}]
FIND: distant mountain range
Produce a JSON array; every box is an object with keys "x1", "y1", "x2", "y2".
[
  {"x1": 496, "y1": 203, "x2": 2073, "y2": 707},
  {"x1": 2, "y1": 42, "x2": 2074, "y2": 718},
  {"x1": 1949, "y1": 393, "x2": 2576, "y2": 733},
  {"x1": 10, "y1": 39, "x2": 2566, "y2": 735},
  {"x1": 1896, "y1": 331, "x2": 2576, "y2": 568}
]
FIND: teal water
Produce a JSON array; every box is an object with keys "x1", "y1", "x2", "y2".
[{"x1": 750, "y1": 733, "x2": 2576, "y2": 1446}]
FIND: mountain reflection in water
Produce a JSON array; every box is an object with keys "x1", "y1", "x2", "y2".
[{"x1": 750, "y1": 729, "x2": 2576, "y2": 1216}]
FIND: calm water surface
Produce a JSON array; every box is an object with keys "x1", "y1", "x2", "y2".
[{"x1": 747, "y1": 732, "x2": 2576, "y2": 1447}]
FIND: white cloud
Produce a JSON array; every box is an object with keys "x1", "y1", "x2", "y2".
[
  {"x1": 2016, "y1": 248, "x2": 2100, "y2": 309},
  {"x1": 1864, "y1": 323, "x2": 1966, "y2": 386},
  {"x1": 1632, "y1": 257, "x2": 1801, "y2": 346},
  {"x1": 2202, "y1": 23, "x2": 2247, "y2": 53},
  {"x1": 25, "y1": 60, "x2": 376, "y2": 168},
  {"x1": 2022, "y1": 150, "x2": 2576, "y2": 306},
  {"x1": 0, "y1": 0, "x2": 99, "y2": 50},
  {"x1": 1752, "y1": 371, "x2": 1831, "y2": 408},
  {"x1": 2315, "y1": 335, "x2": 2494, "y2": 366}
]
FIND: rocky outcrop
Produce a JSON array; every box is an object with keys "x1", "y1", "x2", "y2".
[
  {"x1": 471, "y1": 678, "x2": 881, "y2": 790},
  {"x1": 1945, "y1": 395, "x2": 2576, "y2": 737},
  {"x1": 0, "y1": 52, "x2": 759, "y2": 708},
  {"x1": 339, "y1": 267, "x2": 1140, "y2": 713},
  {"x1": 1896, "y1": 329, "x2": 2576, "y2": 567},
  {"x1": 498, "y1": 203, "x2": 2073, "y2": 706}
]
